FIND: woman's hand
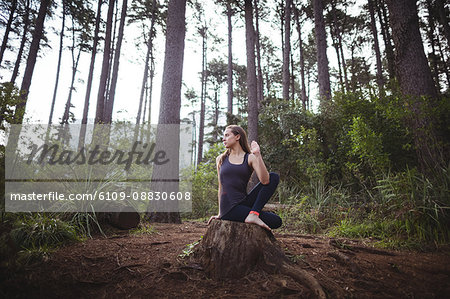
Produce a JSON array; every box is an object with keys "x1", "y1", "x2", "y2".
[
  {"x1": 207, "y1": 215, "x2": 220, "y2": 225},
  {"x1": 250, "y1": 140, "x2": 261, "y2": 156}
]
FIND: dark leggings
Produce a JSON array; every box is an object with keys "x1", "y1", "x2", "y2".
[{"x1": 221, "y1": 172, "x2": 282, "y2": 229}]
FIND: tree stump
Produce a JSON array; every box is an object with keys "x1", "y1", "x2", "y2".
[{"x1": 191, "y1": 219, "x2": 326, "y2": 298}]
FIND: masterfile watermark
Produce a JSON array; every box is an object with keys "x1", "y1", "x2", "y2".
[
  {"x1": 26, "y1": 141, "x2": 170, "y2": 171},
  {"x1": 4, "y1": 123, "x2": 193, "y2": 213}
]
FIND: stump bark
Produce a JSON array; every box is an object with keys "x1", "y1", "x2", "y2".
[{"x1": 192, "y1": 219, "x2": 326, "y2": 298}]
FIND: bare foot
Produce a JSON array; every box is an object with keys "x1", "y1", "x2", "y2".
[{"x1": 245, "y1": 213, "x2": 271, "y2": 231}]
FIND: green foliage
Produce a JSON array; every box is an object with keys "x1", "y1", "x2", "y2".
[
  {"x1": 10, "y1": 213, "x2": 78, "y2": 250},
  {"x1": 253, "y1": 91, "x2": 450, "y2": 247},
  {"x1": 374, "y1": 167, "x2": 450, "y2": 243},
  {"x1": 328, "y1": 218, "x2": 404, "y2": 240},
  {"x1": 278, "y1": 182, "x2": 352, "y2": 235},
  {"x1": 333, "y1": 91, "x2": 415, "y2": 174},
  {"x1": 0, "y1": 82, "x2": 23, "y2": 126},
  {"x1": 291, "y1": 127, "x2": 329, "y2": 183},
  {"x1": 16, "y1": 244, "x2": 53, "y2": 266},
  {"x1": 178, "y1": 236, "x2": 202, "y2": 258},
  {"x1": 186, "y1": 143, "x2": 224, "y2": 219},
  {"x1": 70, "y1": 212, "x2": 104, "y2": 238},
  {"x1": 279, "y1": 205, "x2": 323, "y2": 234},
  {"x1": 259, "y1": 99, "x2": 318, "y2": 184},
  {"x1": 130, "y1": 223, "x2": 156, "y2": 235},
  {"x1": 347, "y1": 116, "x2": 390, "y2": 176}
]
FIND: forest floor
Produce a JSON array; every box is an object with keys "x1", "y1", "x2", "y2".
[{"x1": 1, "y1": 220, "x2": 450, "y2": 298}]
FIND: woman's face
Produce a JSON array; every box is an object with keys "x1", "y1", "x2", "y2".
[{"x1": 222, "y1": 129, "x2": 240, "y2": 148}]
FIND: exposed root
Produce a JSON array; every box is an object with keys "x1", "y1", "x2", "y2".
[{"x1": 281, "y1": 263, "x2": 326, "y2": 299}]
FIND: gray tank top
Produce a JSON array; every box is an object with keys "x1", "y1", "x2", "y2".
[{"x1": 219, "y1": 152, "x2": 253, "y2": 217}]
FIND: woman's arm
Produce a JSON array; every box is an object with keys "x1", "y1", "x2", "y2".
[
  {"x1": 207, "y1": 154, "x2": 222, "y2": 225},
  {"x1": 215, "y1": 154, "x2": 222, "y2": 214},
  {"x1": 248, "y1": 141, "x2": 270, "y2": 185}
]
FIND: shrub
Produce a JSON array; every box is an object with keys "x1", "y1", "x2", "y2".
[
  {"x1": 10, "y1": 213, "x2": 78, "y2": 250},
  {"x1": 187, "y1": 143, "x2": 224, "y2": 219}
]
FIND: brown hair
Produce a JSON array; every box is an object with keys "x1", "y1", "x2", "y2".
[{"x1": 218, "y1": 125, "x2": 251, "y2": 167}]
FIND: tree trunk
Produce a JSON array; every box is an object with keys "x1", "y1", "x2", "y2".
[
  {"x1": 146, "y1": 57, "x2": 155, "y2": 142},
  {"x1": 294, "y1": 6, "x2": 307, "y2": 110},
  {"x1": 425, "y1": 0, "x2": 441, "y2": 92},
  {"x1": 78, "y1": 0, "x2": 102, "y2": 150},
  {"x1": 213, "y1": 88, "x2": 219, "y2": 142},
  {"x1": 338, "y1": 31, "x2": 349, "y2": 91},
  {"x1": 147, "y1": 0, "x2": 187, "y2": 224},
  {"x1": 265, "y1": 61, "x2": 271, "y2": 96},
  {"x1": 331, "y1": 0, "x2": 348, "y2": 92},
  {"x1": 313, "y1": 0, "x2": 331, "y2": 103},
  {"x1": 0, "y1": 0, "x2": 17, "y2": 66},
  {"x1": 282, "y1": 0, "x2": 291, "y2": 101},
  {"x1": 386, "y1": 0, "x2": 437, "y2": 99},
  {"x1": 135, "y1": 35, "x2": 148, "y2": 130},
  {"x1": 386, "y1": 0, "x2": 443, "y2": 172},
  {"x1": 197, "y1": 90, "x2": 205, "y2": 164},
  {"x1": 134, "y1": 0, "x2": 156, "y2": 144},
  {"x1": 142, "y1": 77, "x2": 149, "y2": 129},
  {"x1": 350, "y1": 44, "x2": 356, "y2": 92},
  {"x1": 290, "y1": 51, "x2": 295, "y2": 103},
  {"x1": 191, "y1": 220, "x2": 326, "y2": 298},
  {"x1": 244, "y1": 0, "x2": 258, "y2": 144},
  {"x1": 307, "y1": 67, "x2": 311, "y2": 109},
  {"x1": 331, "y1": 31, "x2": 343, "y2": 91},
  {"x1": 368, "y1": 0, "x2": 384, "y2": 90},
  {"x1": 105, "y1": 0, "x2": 119, "y2": 104},
  {"x1": 376, "y1": 0, "x2": 395, "y2": 80},
  {"x1": 436, "y1": 28, "x2": 450, "y2": 88},
  {"x1": 10, "y1": 0, "x2": 30, "y2": 84},
  {"x1": 197, "y1": 24, "x2": 207, "y2": 165},
  {"x1": 61, "y1": 25, "x2": 82, "y2": 125},
  {"x1": 329, "y1": 1, "x2": 343, "y2": 91},
  {"x1": 141, "y1": 68, "x2": 152, "y2": 143},
  {"x1": 95, "y1": 0, "x2": 115, "y2": 124},
  {"x1": 435, "y1": 0, "x2": 450, "y2": 46},
  {"x1": 226, "y1": 1, "x2": 233, "y2": 122},
  {"x1": 254, "y1": 0, "x2": 264, "y2": 109},
  {"x1": 105, "y1": 0, "x2": 128, "y2": 124},
  {"x1": 49, "y1": 1, "x2": 66, "y2": 125},
  {"x1": 14, "y1": 0, "x2": 51, "y2": 124},
  {"x1": 278, "y1": 1, "x2": 284, "y2": 64}
]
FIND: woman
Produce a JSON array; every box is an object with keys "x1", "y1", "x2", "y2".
[{"x1": 207, "y1": 125, "x2": 282, "y2": 231}]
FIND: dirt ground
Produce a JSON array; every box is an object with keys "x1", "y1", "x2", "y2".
[{"x1": 1, "y1": 220, "x2": 450, "y2": 298}]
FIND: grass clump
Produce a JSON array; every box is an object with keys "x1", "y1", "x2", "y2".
[
  {"x1": 274, "y1": 166, "x2": 450, "y2": 249},
  {"x1": 6, "y1": 213, "x2": 79, "y2": 265},
  {"x1": 130, "y1": 223, "x2": 156, "y2": 235},
  {"x1": 10, "y1": 213, "x2": 78, "y2": 250}
]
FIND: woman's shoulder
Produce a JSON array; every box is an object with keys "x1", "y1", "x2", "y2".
[
  {"x1": 216, "y1": 153, "x2": 226, "y2": 164},
  {"x1": 246, "y1": 152, "x2": 256, "y2": 169}
]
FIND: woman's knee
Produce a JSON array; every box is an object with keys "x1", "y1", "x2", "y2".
[
  {"x1": 262, "y1": 211, "x2": 282, "y2": 229},
  {"x1": 270, "y1": 214, "x2": 282, "y2": 229},
  {"x1": 269, "y1": 172, "x2": 280, "y2": 186}
]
